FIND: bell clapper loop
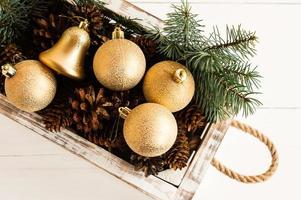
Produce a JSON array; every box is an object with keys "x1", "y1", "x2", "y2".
[
  {"x1": 112, "y1": 26, "x2": 125, "y2": 39},
  {"x1": 1, "y1": 64, "x2": 16, "y2": 78},
  {"x1": 79, "y1": 19, "x2": 89, "y2": 31},
  {"x1": 119, "y1": 107, "x2": 131, "y2": 119},
  {"x1": 173, "y1": 68, "x2": 187, "y2": 83}
]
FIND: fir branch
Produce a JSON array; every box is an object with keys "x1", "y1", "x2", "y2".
[
  {"x1": 147, "y1": 0, "x2": 262, "y2": 122},
  {"x1": 164, "y1": 1, "x2": 205, "y2": 48},
  {"x1": 195, "y1": 71, "x2": 261, "y2": 122},
  {"x1": 102, "y1": 10, "x2": 148, "y2": 35},
  {"x1": 146, "y1": 0, "x2": 205, "y2": 60},
  {"x1": 205, "y1": 25, "x2": 258, "y2": 60},
  {"x1": 146, "y1": 27, "x2": 183, "y2": 60},
  {"x1": 0, "y1": 0, "x2": 51, "y2": 45},
  {"x1": 221, "y1": 61, "x2": 261, "y2": 90}
]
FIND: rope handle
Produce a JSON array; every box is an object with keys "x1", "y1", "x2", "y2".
[{"x1": 211, "y1": 120, "x2": 279, "y2": 183}]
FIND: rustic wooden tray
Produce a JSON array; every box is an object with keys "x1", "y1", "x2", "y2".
[{"x1": 0, "y1": 1, "x2": 231, "y2": 199}]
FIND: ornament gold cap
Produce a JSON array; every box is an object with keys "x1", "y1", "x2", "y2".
[
  {"x1": 1, "y1": 64, "x2": 16, "y2": 78},
  {"x1": 79, "y1": 19, "x2": 89, "y2": 31},
  {"x1": 112, "y1": 26, "x2": 125, "y2": 39},
  {"x1": 173, "y1": 68, "x2": 187, "y2": 83},
  {"x1": 119, "y1": 107, "x2": 131, "y2": 119}
]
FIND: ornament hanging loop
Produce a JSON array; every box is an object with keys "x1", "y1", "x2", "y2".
[
  {"x1": 119, "y1": 107, "x2": 131, "y2": 119},
  {"x1": 173, "y1": 68, "x2": 187, "y2": 83},
  {"x1": 79, "y1": 19, "x2": 89, "y2": 30},
  {"x1": 58, "y1": 15, "x2": 89, "y2": 31},
  {"x1": 1, "y1": 64, "x2": 16, "y2": 78},
  {"x1": 112, "y1": 26, "x2": 125, "y2": 39}
]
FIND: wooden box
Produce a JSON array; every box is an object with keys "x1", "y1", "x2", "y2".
[{"x1": 0, "y1": 0, "x2": 231, "y2": 199}]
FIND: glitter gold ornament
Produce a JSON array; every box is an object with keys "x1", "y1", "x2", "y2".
[
  {"x1": 93, "y1": 27, "x2": 146, "y2": 91},
  {"x1": 1, "y1": 60, "x2": 57, "y2": 112},
  {"x1": 143, "y1": 61, "x2": 195, "y2": 112},
  {"x1": 119, "y1": 103, "x2": 177, "y2": 157},
  {"x1": 39, "y1": 20, "x2": 90, "y2": 80}
]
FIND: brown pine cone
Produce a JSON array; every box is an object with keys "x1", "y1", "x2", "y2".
[
  {"x1": 176, "y1": 105, "x2": 207, "y2": 134},
  {"x1": 67, "y1": 3, "x2": 109, "y2": 46},
  {"x1": 0, "y1": 44, "x2": 25, "y2": 94},
  {"x1": 0, "y1": 44, "x2": 25, "y2": 65},
  {"x1": 130, "y1": 36, "x2": 157, "y2": 58},
  {"x1": 130, "y1": 154, "x2": 165, "y2": 177},
  {"x1": 32, "y1": 13, "x2": 69, "y2": 51},
  {"x1": 40, "y1": 103, "x2": 72, "y2": 132},
  {"x1": 85, "y1": 130, "x2": 127, "y2": 152},
  {"x1": 189, "y1": 135, "x2": 202, "y2": 152},
  {"x1": 110, "y1": 90, "x2": 145, "y2": 110},
  {"x1": 69, "y1": 85, "x2": 113, "y2": 135},
  {"x1": 164, "y1": 127, "x2": 190, "y2": 170}
]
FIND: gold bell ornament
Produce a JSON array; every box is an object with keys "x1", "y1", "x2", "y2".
[
  {"x1": 143, "y1": 61, "x2": 195, "y2": 112},
  {"x1": 119, "y1": 103, "x2": 178, "y2": 157},
  {"x1": 93, "y1": 26, "x2": 146, "y2": 91},
  {"x1": 39, "y1": 20, "x2": 91, "y2": 80},
  {"x1": 1, "y1": 60, "x2": 57, "y2": 112}
]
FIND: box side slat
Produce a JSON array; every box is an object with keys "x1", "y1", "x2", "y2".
[
  {"x1": 67, "y1": 0, "x2": 164, "y2": 29},
  {"x1": 101, "y1": 0, "x2": 164, "y2": 29},
  {"x1": 0, "y1": 94, "x2": 177, "y2": 200},
  {"x1": 174, "y1": 120, "x2": 231, "y2": 200}
]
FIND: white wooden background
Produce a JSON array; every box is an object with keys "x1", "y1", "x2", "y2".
[{"x1": 1, "y1": 0, "x2": 301, "y2": 199}]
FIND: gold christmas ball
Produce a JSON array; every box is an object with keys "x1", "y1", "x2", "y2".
[
  {"x1": 93, "y1": 27, "x2": 146, "y2": 91},
  {"x1": 119, "y1": 103, "x2": 178, "y2": 157},
  {"x1": 2, "y1": 60, "x2": 57, "y2": 112},
  {"x1": 143, "y1": 61, "x2": 195, "y2": 112}
]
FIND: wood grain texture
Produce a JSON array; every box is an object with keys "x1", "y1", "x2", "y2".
[
  {"x1": 0, "y1": 95, "x2": 228, "y2": 200},
  {"x1": 0, "y1": 1, "x2": 231, "y2": 199},
  {"x1": 0, "y1": 95, "x2": 176, "y2": 200}
]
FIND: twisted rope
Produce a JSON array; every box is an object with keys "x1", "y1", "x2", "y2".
[{"x1": 211, "y1": 120, "x2": 279, "y2": 183}]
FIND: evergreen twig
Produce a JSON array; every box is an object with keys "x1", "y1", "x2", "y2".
[
  {"x1": 147, "y1": 0, "x2": 262, "y2": 122},
  {"x1": 205, "y1": 25, "x2": 258, "y2": 61},
  {"x1": 0, "y1": 0, "x2": 51, "y2": 45}
]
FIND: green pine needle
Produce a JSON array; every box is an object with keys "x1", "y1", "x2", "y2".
[
  {"x1": 205, "y1": 25, "x2": 258, "y2": 61},
  {"x1": 147, "y1": 0, "x2": 262, "y2": 122},
  {"x1": 0, "y1": 0, "x2": 51, "y2": 45}
]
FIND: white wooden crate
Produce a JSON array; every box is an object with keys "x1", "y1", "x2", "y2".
[{"x1": 0, "y1": 0, "x2": 232, "y2": 199}]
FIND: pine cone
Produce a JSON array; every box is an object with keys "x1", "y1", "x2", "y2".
[
  {"x1": 0, "y1": 44, "x2": 25, "y2": 65},
  {"x1": 86, "y1": 130, "x2": 127, "y2": 152},
  {"x1": 130, "y1": 154, "x2": 165, "y2": 177},
  {"x1": 189, "y1": 135, "x2": 202, "y2": 152},
  {"x1": 32, "y1": 13, "x2": 69, "y2": 51},
  {"x1": 111, "y1": 90, "x2": 145, "y2": 110},
  {"x1": 176, "y1": 105, "x2": 207, "y2": 133},
  {"x1": 40, "y1": 103, "x2": 72, "y2": 132},
  {"x1": 69, "y1": 86, "x2": 113, "y2": 135},
  {"x1": 164, "y1": 128, "x2": 190, "y2": 170},
  {"x1": 0, "y1": 44, "x2": 25, "y2": 94},
  {"x1": 131, "y1": 36, "x2": 157, "y2": 58},
  {"x1": 67, "y1": 3, "x2": 109, "y2": 46}
]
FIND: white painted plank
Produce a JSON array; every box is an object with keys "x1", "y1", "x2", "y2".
[
  {"x1": 0, "y1": 94, "x2": 178, "y2": 200},
  {"x1": 0, "y1": 115, "x2": 71, "y2": 156},
  {"x1": 0, "y1": 114, "x2": 153, "y2": 200},
  {"x1": 131, "y1": 3, "x2": 301, "y2": 108}
]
